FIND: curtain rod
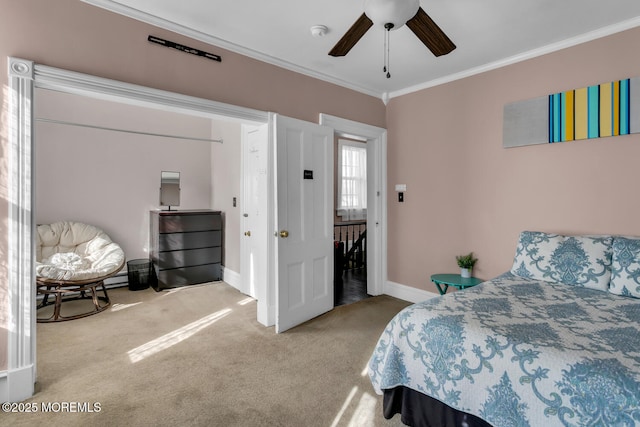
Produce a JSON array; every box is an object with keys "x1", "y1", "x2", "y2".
[{"x1": 35, "y1": 117, "x2": 223, "y2": 144}]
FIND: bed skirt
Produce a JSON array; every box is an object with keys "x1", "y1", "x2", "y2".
[{"x1": 383, "y1": 386, "x2": 493, "y2": 427}]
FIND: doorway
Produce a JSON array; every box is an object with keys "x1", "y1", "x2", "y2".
[
  {"x1": 5, "y1": 58, "x2": 387, "y2": 401},
  {"x1": 320, "y1": 114, "x2": 387, "y2": 307},
  {"x1": 334, "y1": 137, "x2": 368, "y2": 307}
]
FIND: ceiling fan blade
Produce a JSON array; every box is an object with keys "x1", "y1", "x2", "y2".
[
  {"x1": 406, "y1": 7, "x2": 456, "y2": 57},
  {"x1": 329, "y1": 13, "x2": 373, "y2": 57}
]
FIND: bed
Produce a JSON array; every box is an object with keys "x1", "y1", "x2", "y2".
[{"x1": 368, "y1": 231, "x2": 640, "y2": 427}]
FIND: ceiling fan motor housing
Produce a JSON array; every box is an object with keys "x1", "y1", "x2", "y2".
[{"x1": 364, "y1": 0, "x2": 419, "y2": 29}]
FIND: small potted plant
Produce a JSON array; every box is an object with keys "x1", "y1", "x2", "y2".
[{"x1": 456, "y1": 252, "x2": 477, "y2": 278}]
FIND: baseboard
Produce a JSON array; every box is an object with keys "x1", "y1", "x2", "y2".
[
  {"x1": 218, "y1": 268, "x2": 433, "y2": 309},
  {"x1": 107, "y1": 267, "x2": 241, "y2": 292},
  {"x1": 0, "y1": 371, "x2": 6, "y2": 402},
  {"x1": 0, "y1": 365, "x2": 35, "y2": 402},
  {"x1": 104, "y1": 271, "x2": 128, "y2": 288},
  {"x1": 384, "y1": 280, "x2": 438, "y2": 304},
  {"x1": 221, "y1": 266, "x2": 241, "y2": 291},
  {"x1": 221, "y1": 267, "x2": 268, "y2": 323}
]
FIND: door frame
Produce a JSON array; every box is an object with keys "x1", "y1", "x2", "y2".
[
  {"x1": 319, "y1": 114, "x2": 387, "y2": 297},
  {"x1": 258, "y1": 114, "x2": 388, "y2": 326},
  {"x1": 4, "y1": 57, "x2": 270, "y2": 402}
]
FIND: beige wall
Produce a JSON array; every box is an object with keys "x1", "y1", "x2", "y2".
[
  {"x1": 386, "y1": 26, "x2": 640, "y2": 290},
  {"x1": 35, "y1": 89, "x2": 216, "y2": 261},
  {"x1": 0, "y1": 0, "x2": 384, "y2": 372}
]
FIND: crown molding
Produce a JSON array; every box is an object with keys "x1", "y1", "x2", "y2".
[
  {"x1": 82, "y1": 1, "x2": 640, "y2": 103},
  {"x1": 81, "y1": 0, "x2": 382, "y2": 99},
  {"x1": 389, "y1": 16, "x2": 640, "y2": 99}
]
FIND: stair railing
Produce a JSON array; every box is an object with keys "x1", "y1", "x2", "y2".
[{"x1": 333, "y1": 221, "x2": 367, "y2": 273}]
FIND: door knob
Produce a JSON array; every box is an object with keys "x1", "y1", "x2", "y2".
[
  {"x1": 279, "y1": 230, "x2": 289, "y2": 238},
  {"x1": 244, "y1": 231, "x2": 251, "y2": 237}
]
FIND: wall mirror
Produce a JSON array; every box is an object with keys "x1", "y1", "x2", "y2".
[{"x1": 160, "y1": 171, "x2": 180, "y2": 209}]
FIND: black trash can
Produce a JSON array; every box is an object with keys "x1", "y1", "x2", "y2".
[{"x1": 127, "y1": 259, "x2": 155, "y2": 291}]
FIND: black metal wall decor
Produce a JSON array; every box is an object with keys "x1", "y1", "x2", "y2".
[{"x1": 148, "y1": 36, "x2": 222, "y2": 62}]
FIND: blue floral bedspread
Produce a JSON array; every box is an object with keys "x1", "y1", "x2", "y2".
[{"x1": 368, "y1": 273, "x2": 640, "y2": 426}]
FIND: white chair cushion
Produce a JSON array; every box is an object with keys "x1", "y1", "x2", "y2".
[{"x1": 36, "y1": 221, "x2": 125, "y2": 281}]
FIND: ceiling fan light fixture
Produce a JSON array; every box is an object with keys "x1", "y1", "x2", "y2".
[
  {"x1": 364, "y1": 0, "x2": 419, "y2": 29},
  {"x1": 328, "y1": 0, "x2": 455, "y2": 59}
]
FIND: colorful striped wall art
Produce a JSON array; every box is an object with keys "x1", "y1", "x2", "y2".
[
  {"x1": 548, "y1": 79, "x2": 631, "y2": 142},
  {"x1": 503, "y1": 77, "x2": 639, "y2": 148}
]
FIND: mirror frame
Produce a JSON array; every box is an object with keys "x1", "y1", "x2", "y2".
[{"x1": 160, "y1": 171, "x2": 181, "y2": 209}]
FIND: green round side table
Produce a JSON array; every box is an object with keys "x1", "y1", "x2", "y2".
[{"x1": 430, "y1": 273, "x2": 483, "y2": 295}]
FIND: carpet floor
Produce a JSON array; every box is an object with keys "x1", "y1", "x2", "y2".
[{"x1": 5, "y1": 282, "x2": 411, "y2": 427}]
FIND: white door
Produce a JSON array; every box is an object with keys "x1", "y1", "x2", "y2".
[
  {"x1": 240, "y1": 124, "x2": 268, "y2": 302},
  {"x1": 275, "y1": 115, "x2": 334, "y2": 333}
]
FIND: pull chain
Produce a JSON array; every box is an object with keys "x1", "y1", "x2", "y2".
[
  {"x1": 383, "y1": 23, "x2": 394, "y2": 79},
  {"x1": 383, "y1": 26, "x2": 388, "y2": 75}
]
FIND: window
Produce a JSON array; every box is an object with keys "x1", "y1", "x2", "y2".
[{"x1": 337, "y1": 139, "x2": 367, "y2": 220}]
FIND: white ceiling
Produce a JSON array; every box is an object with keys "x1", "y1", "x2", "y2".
[{"x1": 83, "y1": 0, "x2": 640, "y2": 101}]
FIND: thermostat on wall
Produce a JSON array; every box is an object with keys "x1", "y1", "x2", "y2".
[{"x1": 395, "y1": 184, "x2": 407, "y2": 192}]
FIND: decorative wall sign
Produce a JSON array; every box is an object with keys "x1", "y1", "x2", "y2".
[
  {"x1": 148, "y1": 36, "x2": 222, "y2": 62},
  {"x1": 503, "y1": 77, "x2": 640, "y2": 148}
]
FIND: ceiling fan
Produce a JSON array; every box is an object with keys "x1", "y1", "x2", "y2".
[{"x1": 329, "y1": 0, "x2": 456, "y2": 66}]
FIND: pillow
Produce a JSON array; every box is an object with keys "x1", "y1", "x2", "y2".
[
  {"x1": 609, "y1": 237, "x2": 640, "y2": 298},
  {"x1": 45, "y1": 252, "x2": 91, "y2": 271},
  {"x1": 510, "y1": 231, "x2": 613, "y2": 291}
]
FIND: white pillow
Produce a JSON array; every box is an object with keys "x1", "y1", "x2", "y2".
[{"x1": 45, "y1": 252, "x2": 92, "y2": 271}]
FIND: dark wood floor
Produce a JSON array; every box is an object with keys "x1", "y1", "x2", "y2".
[{"x1": 334, "y1": 268, "x2": 369, "y2": 307}]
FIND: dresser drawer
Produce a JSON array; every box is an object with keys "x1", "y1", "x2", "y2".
[
  {"x1": 158, "y1": 213, "x2": 222, "y2": 233},
  {"x1": 155, "y1": 263, "x2": 221, "y2": 289},
  {"x1": 157, "y1": 247, "x2": 221, "y2": 269},
  {"x1": 150, "y1": 210, "x2": 223, "y2": 291},
  {"x1": 158, "y1": 230, "x2": 221, "y2": 251}
]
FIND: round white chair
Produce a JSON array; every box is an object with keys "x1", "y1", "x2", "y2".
[{"x1": 36, "y1": 221, "x2": 125, "y2": 322}]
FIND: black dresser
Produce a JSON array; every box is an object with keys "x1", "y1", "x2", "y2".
[{"x1": 150, "y1": 210, "x2": 222, "y2": 290}]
